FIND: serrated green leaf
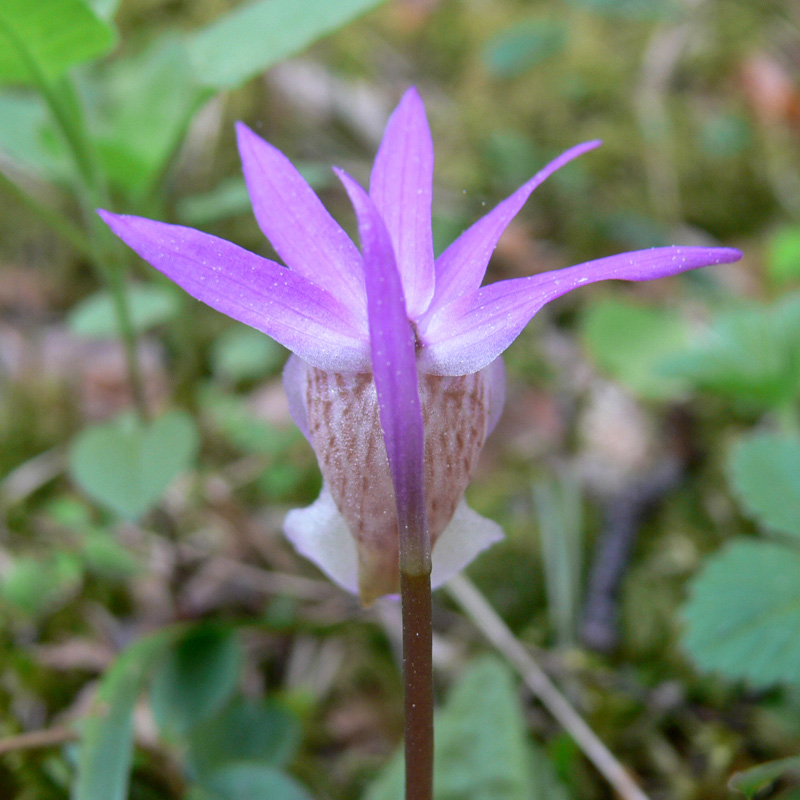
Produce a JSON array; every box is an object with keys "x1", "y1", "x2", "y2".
[
  {"x1": 187, "y1": 0, "x2": 386, "y2": 90},
  {"x1": 366, "y1": 656, "x2": 537, "y2": 800},
  {"x1": 151, "y1": 628, "x2": 243, "y2": 738},
  {"x1": 69, "y1": 284, "x2": 180, "y2": 338},
  {"x1": 200, "y1": 764, "x2": 313, "y2": 800},
  {"x1": 69, "y1": 410, "x2": 199, "y2": 519},
  {"x1": 187, "y1": 698, "x2": 301, "y2": 780},
  {"x1": 729, "y1": 755, "x2": 800, "y2": 799},
  {"x1": 728, "y1": 433, "x2": 800, "y2": 539},
  {"x1": 0, "y1": 0, "x2": 117, "y2": 85},
  {"x1": 661, "y1": 294, "x2": 800, "y2": 408},
  {"x1": 580, "y1": 298, "x2": 691, "y2": 399},
  {"x1": 682, "y1": 540, "x2": 800, "y2": 688}
]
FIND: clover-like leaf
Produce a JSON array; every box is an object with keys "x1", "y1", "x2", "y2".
[
  {"x1": 682, "y1": 540, "x2": 800, "y2": 689},
  {"x1": 70, "y1": 410, "x2": 199, "y2": 519},
  {"x1": 580, "y1": 298, "x2": 691, "y2": 399},
  {"x1": 661, "y1": 294, "x2": 800, "y2": 408},
  {"x1": 728, "y1": 433, "x2": 800, "y2": 539}
]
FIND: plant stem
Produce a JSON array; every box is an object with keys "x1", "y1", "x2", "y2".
[
  {"x1": 0, "y1": 168, "x2": 94, "y2": 258},
  {"x1": 0, "y1": 18, "x2": 149, "y2": 419},
  {"x1": 401, "y1": 570, "x2": 434, "y2": 800}
]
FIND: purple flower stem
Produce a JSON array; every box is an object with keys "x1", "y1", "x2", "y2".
[{"x1": 401, "y1": 570, "x2": 434, "y2": 800}]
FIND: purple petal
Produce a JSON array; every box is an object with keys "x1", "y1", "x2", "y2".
[
  {"x1": 369, "y1": 87, "x2": 435, "y2": 318},
  {"x1": 98, "y1": 211, "x2": 370, "y2": 373},
  {"x1": 425, "y1": 140, "x2": 602, "y2": 317},
  {"x1": 418, "y1": 246, "x2": 743, "y2": 375},
  {"x1": 236, "y1": 123, "x2": 366, "y2": 317},
  {"x1": 336, "y1": 168, "x2": 431, "y2": 575}
]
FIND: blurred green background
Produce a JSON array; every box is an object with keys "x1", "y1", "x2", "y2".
[{"x1": 2, "y1": 1, "x2": 800, "y2": 799}]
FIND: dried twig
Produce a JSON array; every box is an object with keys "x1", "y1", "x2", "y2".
[
  {"x1": 0, "y1": 727, "x2": 78, "y2": 756},
  {"x1": 446, "y1": 574, "x2": 652, "y2": 800},
  {"x1": 0, "y1": 447, "x2": 65, "y2": 506}
]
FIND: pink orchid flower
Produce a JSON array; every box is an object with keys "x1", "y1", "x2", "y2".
[{"x1": 99, "y1": 88, "x2": 741, "y2": 604}]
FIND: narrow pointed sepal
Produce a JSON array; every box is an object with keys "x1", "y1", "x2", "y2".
[
  {"x1": 418, "y1": 245, "x2": 743, "y2": 376},
  {"x1": 336, "y1": 168, "x2": 431, "y2": 576},
  {"x1": 98, "y1": 211, "x2": 370, "y2": 373}
]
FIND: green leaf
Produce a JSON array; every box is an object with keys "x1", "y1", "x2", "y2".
[
  {"x1": 151, "y1": 628, "x2": 243, "y2": 738},
  {"x1": 187, "y1": 0, "x2": 387, "y2": 90},
  {"x1": 200, "y1": 764, "x2": 313, "y2": 800},
  {"x1": 729, "y1": 756, "x2": 800, "y2": 799},
  {"x1": 177, "y1": 165, "x2": 331, "y2": 227},
  {"x1": 482, "y1": 19, "x2": 567, "y2": 78},
  {"x1": 74, "y1": 629, "x2": 178, "y2": 800},
  {"x1": 699, "y1": 113, "x2": 751, "y2": 159},
  {"x1": 199, "y1": 386, "x2": 299, "y2": 456},
  {"x1": 366, "y1": 656, "x2": 539, "y2": 800},
  {"x1": 81, "y1": 532, "x2": 138, "y2": 578},
  {"x1": 69, "y1": 284, "x2": 180, "y2": 338},
  {"x1": 85, "y1": 0, "x2": 120, "y2": 21},
  {"x1": 86, "y1": 35, "x2": 202, "y2": 198},
  {"x1": 533, "y1": 474, "x2": 583, "y2": 647},
  {"x1": 682, "y1": 540, "x2": 800, "y2": 689},
  {"x1": 177, "y1": 177, "x2": 254, "y2": 226},
  {"x1": 187, "y1": 698, "x2": 301, "y2": 780},
  {"x1": 211, "y1": 326, "x2": 288, "y2": 382},
  {"x1": 661, "y1": 294, "x2": 800, "y2": 408},
  {"x1": 0, "y1": 555, "x2": 82, "y2": 616},
  {"x1": 0, "y1": 91, "x2": 71, "y2": 179},
  {"x1": 69, "y1": 410, "x2": 199, "y2": 519},
  {"x1": 767, "y1": 226, "x2": 800, "y2": 287},
  {"x1": 580, "y1": 298, "x2": 691, "y2": 399},
  {"x1": 0, "y1": 0, "x2": 116, "y2": 85},
  {"x1": 728, "y1": 433, "x2": 800, "y2": 539}
]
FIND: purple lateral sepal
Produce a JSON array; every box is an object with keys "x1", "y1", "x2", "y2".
[
  {"x1": 97, "y1": 211, "x2": 370, "y2": 373},
  {"x1": 336, "y1": 168, "x2": 431, "y2": 576},
  {"x1": 429, "y1": 140, "x2": 602, "y2": 308},
  {"x1": 236, "y1": 123, "x2": 367, "y2": 317},
  {"x1": 418, "y1": 245, "x2": 743, "y2": 376}
]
